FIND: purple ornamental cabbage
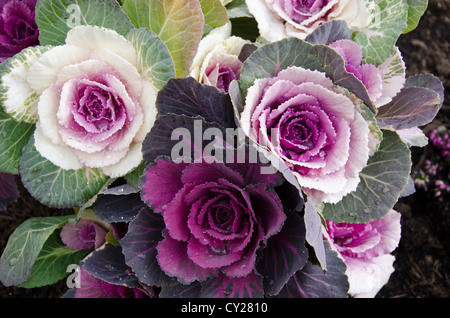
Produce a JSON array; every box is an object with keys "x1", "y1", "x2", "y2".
[
  {"x1": 75, "y1": 266, "x2": 147, "y2": 298},
  {"x1": 60, "y1": 219, "x2": 107, "y2": 250},
  {"x1": 141, "y1": 158, "x2": 286, "y2": 284},
  {"x1": 0, "y1": 0, "x2": 39, "y2": 62}
]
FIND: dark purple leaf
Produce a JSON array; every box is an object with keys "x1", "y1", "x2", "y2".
[
  {"x1": 305, "y1": 20, "x2": 352, "y2": 45},
  {"x1": 156, "y1": 77, "x2": 236, "y2": 128},
  {"x1": 256, "y1": 211, "x2": 308, "y2": 295},
  {"x1": 201, "y1": 272, "x2": 264, "y2": 298},
  {"x1": 142, "y1": 114, "x2": 228, "y2": 163},
  {"x1": 82, "y1": 244, "x2": 138, "y2": 287},
  {"x1": 405, "y1": 74, "x2": 445, "y2": 109},
  {"x1": 93, "y1": 191, "x2": 145, "y2": 223},
  {"x1": 315, "y1": 44, "x2": 376, "y2": 113},
  {"x1": 121, "y1": 206, "x2": 177, "y2": 287},
  {"x1": 376, "y1": 87, "x2": 441, "y2": 130},
  {"x1": 238, "y1": 43, "x2": 258, "y2": 62},
  {"x1": 274, "y1": 241, "x2": 348, "y2": 298},
  {"x1": 0, "y1": 173, "x2": 19, "y2": 211},
  {"x1": 159, "y1": 281, "x2": 202, "y2": 298},
  {"x1": 274, "y1": 180, "x2": 304, "y2": 212}
]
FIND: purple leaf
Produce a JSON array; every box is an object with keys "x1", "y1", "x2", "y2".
[
  {"x1": 142, "y1": 114, "x2": 227, "y2": 163},
  {"x1": 120, "y1": 206, "x2": 177, "y2": 287},
  {"x1": 404, "y1": 74, "x2": 445, "y2": 109},
  {"x1": 156, "y1": 77, "x2": 236, "y2": 128},
  {"x1": 82, "y1": 244, "x2": 138, "y2": 287},
  {"x1": 305, "y1": 20, "x2": 352, "y2": 45},
  {"x1": 159, "y1": 281, "x2": 202, "y2": 298},
  {"x1": 376, "y1": 87, "x2": 441, "y2": 130},
  {"x1": 201, "y1": 272, "x2": 264, "y2": 298},
  {"x1": 256, "y1": 211, "x2": 308, "y2": 295},
  {"x1": 0, "y1": 173, "x2": 19, "y2": 211},
  {"x1": 93, "y1": 191, "x2": 145, "y2": 223},
  {"x1": 275, "y1": 241, "x2": 349, "y2": 298}
]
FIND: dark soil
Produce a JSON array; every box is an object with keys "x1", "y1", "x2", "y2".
[{"x1": 0, "y1": 0, "x2": 449, "y2": 298}]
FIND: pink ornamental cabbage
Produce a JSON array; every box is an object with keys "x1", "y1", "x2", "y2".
[
  {"x1": 75, "y1": 266, "x2": 147, "y2": 298},
  {"x1": 1, "y1": 25, "x2": 157, "y2": 177},
  {"x1": 60, "y1": 219, "x2": 107, "y2": 250},
  {"x1": 329, "y1": 39, "x2": 405, "y2": 107},
  {"x1": 324, "y1": 209, "x2": 401, "y2": 297},
  {"x1": 141, "y1": 159, "x2": 285, "y2": 284},
  {"x1": 0, "y1": 0, "x2": 39, "y2": 62},
  {"x1": 241, "y1": 66, "x2": 371, "y2": 204},
  {"x1": 246, "y1": 0, "x2": 371, "y2": 41},
  {"x1": 190, "y1": 23, "x2": 250, "y2": 93}
]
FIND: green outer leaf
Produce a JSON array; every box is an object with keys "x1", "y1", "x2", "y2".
[
  {"x1": 35, "y1": 0, "x2": 134, "y2": 46},
  {"x1": 126, "y1": 28, "x2": 175, "y2": 91},
  {"x1": 199, "y1": 0, "x2": 229, "y2": 28},
  {"x1": 19, "y1": 231, "x2": 90, "y2": 288},
  {"x1": 352, "y1": 0, "x2": 408, "y2": 65},
  {"x1": 0, "y1": 215, "x2": 72, "y2": 287},
  {"x1": 122, "y1": 0, "x2": 204, "y2": 78},
  {"x1": 19, "y1": 135, "x2": 111, "y2": 208},
  {"x1": 225, "y1": 0, "x2": 253, "y2": 18},
  {"x1": 239, "y1": 37, "x2": 322, "y2": 95},
  {"x1": 321, "y1": 130, "x2": 411, "y2": 223},
  {"x1": 403, "y1": 0, "x2": 428, "y2": 33},
  {"x1": 0, "y1": 108, "x2": 34, "y2": 174}
]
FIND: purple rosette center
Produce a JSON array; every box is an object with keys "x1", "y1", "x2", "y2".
[
  {"x1": 0, "y1": 0, "x2": 39, "y2": 61},
  {"x1": 141, "y1": 159, "x2": 286, "y2": 284}
]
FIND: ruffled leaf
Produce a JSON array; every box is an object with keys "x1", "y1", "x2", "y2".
[
  {"x1": 0, "y1": 215, "x2": 72, "y2": 286},
  {"x1": 321, "y1": 130, "x2": 411, "y2": 223},
  {"x1": 352, "y1": 0, "x2": 409, "y2": 65},
  {"x1": 35, "y1": 0, "x2": 134, "y2": 46},
  {"x1": 0, "y1": 46, "x2": 52, "y2": 124},
  {"x1": 122, "y1": 0, "x2": 204, "y2": 77},
  {"x1": 19, "y1": 135, "x2": 111, "y2": 208}
]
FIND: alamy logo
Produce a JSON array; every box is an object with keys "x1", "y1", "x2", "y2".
[
  {"x1": 66, "y1": 264, "x2": 81, "y2": 289},
  {"x1": 169, "y1": 120, "x2": 280, "y2": 175},
  {"x1": 66, "y1": 4, "x2": 82, "y2": 28}
]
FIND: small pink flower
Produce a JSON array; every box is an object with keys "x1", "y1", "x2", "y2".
[{"x1": 60, "y1": 219, "x2": 107, "y2": 250}]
